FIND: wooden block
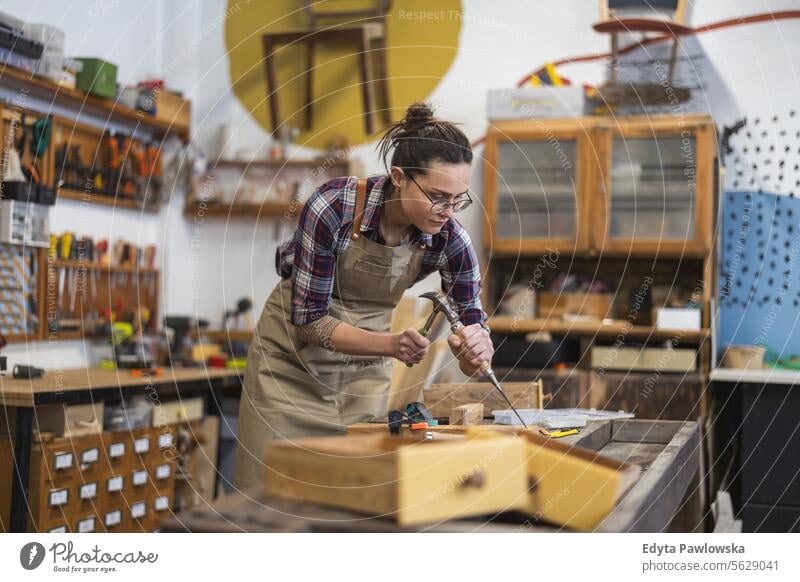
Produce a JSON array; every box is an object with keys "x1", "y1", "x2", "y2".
[
  {"x1": 264, "y1": 434, "x2": 529, "y2": 526},
  {"x1": 424, "y1": 381, "x2": 540, "y2": 418},
  {"x1": 449, "y1": 403, "x2": 484, "y2": 426}
]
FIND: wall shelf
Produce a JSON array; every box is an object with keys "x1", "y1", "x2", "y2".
[
  {"x1": 57, "y1": 187, "x2": 159, "y2": 213},
  {"x1": 487, "y1": 316, "x2": 710, "y2": 344},
  {"x1": 183, "y1": 200, "x2": 302, "y2": 218},
  {"x1": 0, "y1": 64, "x2": 189, "y2": 140}
]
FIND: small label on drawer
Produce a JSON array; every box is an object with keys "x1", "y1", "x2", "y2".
[
  {"x1": 104, "y1": 510, "x2": 121, "y2": 527},
  {"x1": 132, "y1": 469, "x2": 147, "y2": 486},
  {"x1": 154, "y1": 495, "x2": 169, "y2": 511},
  {"x1": 49, "y1": 525, "x2": 67, "y2": 533},
  {"x1": 80, "y1": 482, "x2": 98, "y2": 500},
  {"x1": 77, "y1": 516, "x2": 96, "y2": 533},
  {"x1": 131, "y1": 502, "x2": 146, "y2": 519},
  {"x1": 54, "y1": 452, "x2": 73, "y2": 469},
  {"x1": 158, "y1": 433, "x2": 173, "y2": 449},
  {"x1": 155, "y1": 464, "x2": 170, "y2": 480},
  {"x1": 49, "y1": 488, "x2": 69, "y2": 507},
  {"x1": 134, "y1": 437, "x2": 150, "y2": 454},
  {"x1": 81, "y1": 447, "x2": 99, "y2": 465},
  {"x1": 109, "y1": 442, "x2": 126, "y2": 458},
  {"x1": 107, "y1": 476, "x2": 124, "y2": 492}
]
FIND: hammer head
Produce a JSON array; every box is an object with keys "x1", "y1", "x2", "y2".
[{"x1": 420, "y1": 291, "x2": 459, "y2": 324}]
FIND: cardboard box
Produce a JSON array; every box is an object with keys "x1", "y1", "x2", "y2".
[
  {"x1": 654, "y1": 307, "x2": 701, "y2": 330},
  {"x1": 487, "y1": 86, "x2": 585, "y2": 120},
  {"x1": 591, "y1": 346, "x2": 697, "y2": 373}
]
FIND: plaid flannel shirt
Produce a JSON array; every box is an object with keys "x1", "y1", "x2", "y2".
[{"x1": 276, "y1": 175, "x2": 487, "y2": 328}]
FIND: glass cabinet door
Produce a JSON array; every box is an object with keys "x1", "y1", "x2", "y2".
[
  {"x1": 495, "y1": 139, "x2": 579, "y2": 243},
  {"x1": 607, "y1": 135, "x2": 696, "y2": 242}
]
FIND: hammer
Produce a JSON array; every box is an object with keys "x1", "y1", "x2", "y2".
[{"x1": 419, "y1": 292, "x2": 528, "y2": 427}]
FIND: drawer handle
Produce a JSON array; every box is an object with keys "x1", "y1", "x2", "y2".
[{"x1": 460, "y1": 471, "x2": 485, "y2": 489}]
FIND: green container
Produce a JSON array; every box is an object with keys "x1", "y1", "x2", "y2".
[{"x1": 75, "y1": 58, "x2": 118, "y2": 99}]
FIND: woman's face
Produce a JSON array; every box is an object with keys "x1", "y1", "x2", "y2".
[{"x1": 390, "y1": 160, "x2": 472, "y2": 235}]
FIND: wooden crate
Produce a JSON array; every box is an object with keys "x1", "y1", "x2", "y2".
[
  {"x1": 424, "y1": 381, "x2": 543, "y2": 418},
  {"x1": 588, "y1": 370, "x2": 704, "y2": 420},
  {"x1": 264, "y1": 433, "x2": 529, "y2": 526},
  {"x1": 490, "y1": 367, "x2": 588, "y2": 409}
]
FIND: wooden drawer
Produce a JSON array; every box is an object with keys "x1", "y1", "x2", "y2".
[
  {"x1": 103, "y1": 432, "x2": 131, "y2": 472},
  {"x1": 74, "y1": 478, "x2": 103, "y2": 514},
  {"x1": 36, "y1": 438, "x2": 77, "y2": 482},
  {"x1": 130, "y1": 428, "x2": 155, "y2": 464},
  {"x1": 264, "y1": 434, "x2": 529, "y2": 526},
  {"x1": 588, "y1": 371, "x2": 703, "y2": 420},
  {"x1": 152, "y1": 491, "x2": 172, "y2": 516},
  {"x1": 128, "y1": 497, "x2": 152, "y2": 532},
  {"x1": 39, "y1": 519, "x2": 71, "y2": 533},
  {"x1": 102, "y1": 472, "x2": 127, "y2": 506},
  {"x1": 30, "y1": 477, "x2": 74, "y2": 529},
  {"x1": 101, "y1": 506, "x2": 126, "y2": 532},
  {"x1": 491, "y1": 367, "x2": 588, "y2": 409},
  {"x1": 73, "y1": 511, "x2": 101, "y2": 533},
  {"x1": 151, "y1": 459, "x2": 175, "y2": 491},
  {"x1": 152, "y1": 425, "x2": 177, "y2": 458},
  {"x1": 75, "y1": 434, "x2": 104, "y2": 478}
]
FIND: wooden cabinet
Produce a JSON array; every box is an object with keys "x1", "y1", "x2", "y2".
[{"x1": 483, "y1": 115, "x2": 716, "y2": 257}]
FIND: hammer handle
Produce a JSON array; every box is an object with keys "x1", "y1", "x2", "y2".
[
  {"x1": 450, "y1": 321, "x2": 493, "y2": 375},
  {"x1": 405, "y1": 328, "x2": 430, "y2": 368}
]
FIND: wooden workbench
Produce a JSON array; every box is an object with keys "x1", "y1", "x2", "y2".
[
  {"x1": 0, "y1": 366, "x2": 242, "y2": 532},
  {"x1": 161, "y1": 419, "x2": 701, "y2": 533}
]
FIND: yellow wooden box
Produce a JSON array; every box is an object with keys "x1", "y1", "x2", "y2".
[
  {"x1": 466, "y1": 427, "x2": 640, "y2": 531},
  {"x1": 264, "y1": 433, "x2": 529, "y2": 526}
]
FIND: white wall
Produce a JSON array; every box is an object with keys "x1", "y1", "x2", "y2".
[{"x1": 3, "y1": 0, "x2": 799, "y2": 369}]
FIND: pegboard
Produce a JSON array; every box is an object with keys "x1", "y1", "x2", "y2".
[{"x1": 719, "y1": 190, "x2": 800, "y2": 358}]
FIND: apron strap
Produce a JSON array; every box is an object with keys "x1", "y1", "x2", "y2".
[{"x1": 351, "y1": 177, "x2": 368, "y2": 240}]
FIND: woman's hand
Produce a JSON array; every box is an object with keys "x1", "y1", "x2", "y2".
[
  {"x1": 448, "y1": 324, "x2": 494, "y2": 376},
  {"x1": 392, "y1": 328, "x2": 430, "y2": 365}
]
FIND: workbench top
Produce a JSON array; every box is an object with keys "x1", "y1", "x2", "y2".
[
  {"x1": 0, "y1": 367, "x2": 241, "y2": 407},
  {"x1": 161, "y1": 419, "x2": 701, "y2": 533},
  {"x1": 710, "y1": 367, "x2": 800, "y2": 386}
]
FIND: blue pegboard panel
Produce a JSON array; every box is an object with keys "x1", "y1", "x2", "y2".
[{"x1": 719, "y1": 190, "x2": 800, "y2": 358}]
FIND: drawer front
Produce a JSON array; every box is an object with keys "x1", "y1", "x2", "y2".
[
  {"x1": 40, "y1": 440, "x2": 77, "y2": 480},
  {"x1": 128, "y1": 498, "x2": 151, "y2": 531},
  {"x1": 103, "y1": 474, "x2": 126, "y2": 506},
  {"x1": 102, "y1": 507, "x2": 126, "y2": 532},
  {"x1": 75, "y1": 479, "x2": 103, "y2": 513},
  {"x1": 103, "y1": 434, "x2": 131, "y2": 471},
  {"x1": 76, "y1": 435, "x2": 104, "y2": 478},
  {"x1": 34, "y1": 479, "x2": 75, "y2": 526},
  {"x1": 130, "y1": 428, "x2": 154, "y2": 463},
  {"x1": 73, "y1": 512, "x2": 100, "y2": 534},
  {"x1": 395, "y1": 439, "x2": 528, "y2": 525}
]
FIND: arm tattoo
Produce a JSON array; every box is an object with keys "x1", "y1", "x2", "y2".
[{"x1": 297, "y1": 315, "x2": 343, "y2": 350}]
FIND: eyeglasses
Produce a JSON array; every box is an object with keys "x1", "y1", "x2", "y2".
[{"x1": 407, "y1": 174, "x2": 473, "y2": 215}]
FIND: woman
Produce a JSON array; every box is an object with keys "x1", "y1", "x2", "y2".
[{"x1": 235, "y1": 102, "x2": 494, "y2": 490}]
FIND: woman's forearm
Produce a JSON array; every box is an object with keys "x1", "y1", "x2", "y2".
[{"x1": 297, "y1": 315, "x2": 395, "y2": 357}]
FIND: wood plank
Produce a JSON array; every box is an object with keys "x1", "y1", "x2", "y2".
[
  {"x1": 424, "y1": 381, "x2": 540, "y2": 418},
  {"x1": 598, "y1": 420, "x2": 700, "y2": 532}
]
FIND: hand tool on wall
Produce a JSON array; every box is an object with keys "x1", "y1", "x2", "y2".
[
  {"x1": 420, "y1": 291, "x2": 528, "y2": 427},
  {"x1": 101, "y1": 131, "x2": 120, "y2": 196}
]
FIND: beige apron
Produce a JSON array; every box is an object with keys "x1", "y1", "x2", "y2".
[{"x1": 235, "y1": 177, "x2": 427, "y2": 490}]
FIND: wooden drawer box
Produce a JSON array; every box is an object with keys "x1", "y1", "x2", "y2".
[
  {"x1": 30, "y1": 477, "x2": 74, "y2": 530},
  {"x1": 36, "y1": 438, "x2": 78, "y2": 481},
  {"x1": 76, "y1": 435, "x2": 104, "y2": 478},
  {"x1": 264, "y1": 434, "x2": 528, "y2": 526},
  {"x1": 75, "y1": 478, "x2": 103, "y2": 514},
  {"x1": 588, "y1": 371, "x2": 703, "y2": 420},
  {"x1": 103, "y1": 432, "x2": 131, "y2": 472},
  {"x1": 73, "y1": 511, "x2": 101, "y2": 533},
  {"x1": 102, "y1": 507, "x2": 126, "y2": 532},
  {"x1": 130, "y1": 428, "x2": 155, "y2": 464}
]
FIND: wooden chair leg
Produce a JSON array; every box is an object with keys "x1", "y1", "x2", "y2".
[
  {"x1": 372, "y1": 36, "x2": 391, "y2": 126},
  {"x1": 667, "y1": 37, "x2": 680, "y2": 86},
  {"x1": 262, "y1": 35, "x2": 280, "y2": 134},
  {"x1": 304, "y1": 40, "x2": 315, "y2": 130},
  {"x1": 610, "y1": 32, "x2": 619, "y2": 83},
  {"x1": 357, "y1": 33, "x2": 376, "y2": 135}
]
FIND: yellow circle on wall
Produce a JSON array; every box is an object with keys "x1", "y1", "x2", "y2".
[{"x1": 224, "y1": 0, "x2": 463, "y2": 150}]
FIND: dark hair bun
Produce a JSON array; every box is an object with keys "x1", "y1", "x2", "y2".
[{"x1": 402, "y1": 102, "x2": 435, "y2": 131}]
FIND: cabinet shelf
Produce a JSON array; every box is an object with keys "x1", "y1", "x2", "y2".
[
  {"x1": 57, "y1": 187, "x2": 159, "y2": 213},
  {"x1": 487, "y1": 316, "x2": 709, "y2": 343},
  {"x1": 183, "y1": 200, "x2": 302, "y2": 218}
]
